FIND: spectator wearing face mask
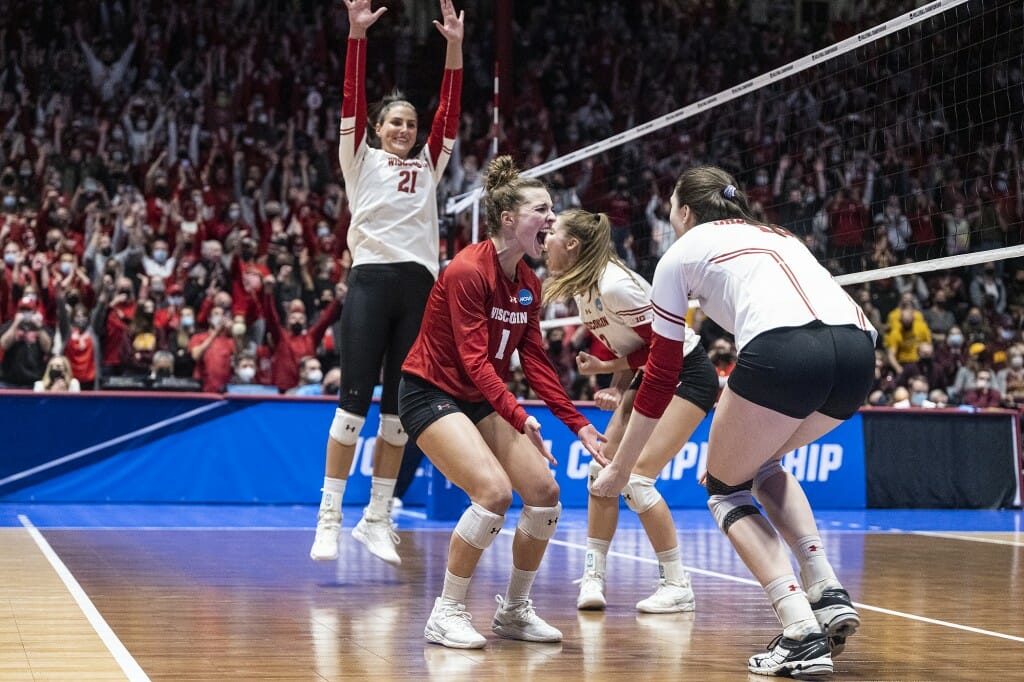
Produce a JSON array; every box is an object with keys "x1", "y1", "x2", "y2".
[
  {"x1": 0, "y1": 296, "x2": 52, "y2": 387},
  {"x1": 905, "y1": 376, "x2": 936, "y2": 408},
  {"x1": 288, "y1": 356, "x2": 325, "y2": 396},
  {"x1": 950, "y1": 343, "x2": 989, "y2": 403},
  {"x1": 961, "y1": 369, "x2": 1002, "y2": 409},
  {"x1": 224, "y1": 351, "x2": 275, "y2": 394},
  {"x1": 969, "y1": 264, "x2": 1007, "y2": 315},
  {"x1": 708, "y1": 338, "x2": 737, "y2": 399},
  {"x1": 54, "y1": 281, "x2": 99, "y2": 390},
  {"x1": 33, "y1": 355, "x2": 80, "y2": 392},
  {"x1": 885, "y1": 305, "x2": 932, "y2": 376},
  {"x1": 263, "y1": 280, "x2": 343, "y2": 392},
  {"x1": 188, "y1": 304, "x2": 242, "y2": 393},
  {"x1": 922, "y1": 290, "x2": 957, "y2": 339},
  {"x1": 142, "y1": 238, "x2": 177, "y2": 280},
  {"x1": 165, "y1": 305, "x2": 197, "y2": 378},
  {"x1": 94, "y1": 276, "x2": 137, "y2": 377},
  {"x1": 997, "y1": 349, "x2": 1024, "y2": 407}
]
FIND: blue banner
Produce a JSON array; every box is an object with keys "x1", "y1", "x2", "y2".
[{"x1": 0, "y1": 393, "x2": 865, "y2": 509}]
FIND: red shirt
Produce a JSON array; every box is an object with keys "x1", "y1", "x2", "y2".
[
  {"x1": 65, "y1": 327, "x2": 96, "y2": 382},
  {"x1": 402, "y1": 240, "x2": 589, "y2": 434},
  {"x1": 263, "y1": 295, "x2": 341, "y2": 391},
  {"x1": 188, "y1": 331, "x2": 236, "y2": 393}
]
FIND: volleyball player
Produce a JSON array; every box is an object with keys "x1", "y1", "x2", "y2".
[
  {"x1": 542, "y1": 209, "x2": 718, "y2": 613},
  {"x1": 310, "y1": 0, "x2": 463, "y2": 565},
  {"x1": 592, "y1": 166, "x2": 876, "y2": 677},
  {"x1": 398, "y1": 156, "x2": 605, "y2": 649}
]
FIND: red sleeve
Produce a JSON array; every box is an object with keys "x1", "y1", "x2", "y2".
[
  {"x1": 625, "y1": 322, "x2": 653, "y2": 369},
  {"x1": 309, "y1": 298, "x2": 341, "y2": 347},
  {"x1": 341, "y1": 38, "x2": 367, "y2": 150},
  {"x1": 262, "y1": 292, "x2": 284, "y2": 349},
  {"x1": 633, "y1": 331, "x2": 685, "y2": 419},
  {"x1": 426, "y1": 68, "x2": 462, "y2": 167},
  {"x1": 448, "y1": 268, "x2": 530, "y2": 432},
  {"x1": 518, "y1": 318, "x2": 591, "y2": 435}
]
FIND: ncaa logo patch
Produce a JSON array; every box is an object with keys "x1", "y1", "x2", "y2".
[{"x1": 517, "y1": 289, "x2": 534, "y2": 306}]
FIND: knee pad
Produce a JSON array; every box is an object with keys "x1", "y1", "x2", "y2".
[
  {"x1": 329, "y1": 408, "x2": 365, "y2": 446},
  {"x1": 377, "y1": 413, "x2": 409, "y2": 447},
  {"x1": 518, "y1": 502, "x2": 562, "y2": 541},
  {"x1": 706, "y1": 473, "x2": 761, "y2": 535},
  {"x1": 752, "y1": 459, "x2": 785, "y2": 499},
  {"x1": 586, "y1": 460, "x2": 603, "y2": 492},
  {"x1": 622, "y1": 474, "x2": 662, "y2": 514},
  {"x1": 454, "y1": 503, "x2": 505, "y2": 550}
]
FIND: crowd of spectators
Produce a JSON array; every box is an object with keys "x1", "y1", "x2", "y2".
[{"x1": 0, "y1": 0, "x2": 1022, "y2": 410}]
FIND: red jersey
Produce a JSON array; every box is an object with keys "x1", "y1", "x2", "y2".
[{"x1": 402, "y1": 240, "x2": 589, "y2": 435}]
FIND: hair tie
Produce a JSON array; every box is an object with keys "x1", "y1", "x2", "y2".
[{"x1": 722, "y1": 184, "x2": 737, "y2": 199}]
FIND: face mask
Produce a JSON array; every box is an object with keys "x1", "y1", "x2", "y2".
[
  {"x1": 155, "y1": 367, "x2": 172, "y2": 378},
  {"x1": 231, "y1": 322, "x2": 247, "y2": 337},
  {"x1": 305, "y1": 369, "x2": 323, "y2": 384},
  {"x1": 168, "y1": 296, "x2": 183, "y2": 307},
  {"x1": 290, "y1": 322, "x2": 304, "y2": 335},
  {"x1": 1012, "y1": 356, "x2": 1024, "y2": 369},
  {"x1": 967, "y1": 315, "x2": 982, "y2": 325},
  {"x1": 910, "y1": 392, "x2": 928, "y2": 407},
  {"x1": 948, "y1": 334, "x2": 963, "y2": 346},
  {"x1": 180, "y1": 315, "x2": 195, "y2": 328},
  {"x1": 1000, "y1": 329, "x2": 1015, "y2": 341},
  {"x1": 59, "y1": 262, "x2": 73, "y2": 275},
  {"x1": 209, "y1": 315, "x2": 223, "y2": 328},
  {"x1": 73, "y1": 316, "x2": 89, "y2": 329},
  {"x1": 228, "y1": 209, "x2": 240, "y2": 221},
  {"x1": 101, "y1": 247, "x2": 113, "y2": 257},
  {"x1": 3, "y1": 196, "x2": 16, "y2": 208},
  {"x1": 548, "y1": 340, "x2": 563, "y2": 354},
  {"x1": 977, "y1": 379, "x2": 990, "y2": 389},
  {"x1": 323, "y1": 383, "x2": 339, "y2": 395},
  {"x1": 4, "y1": 253, "x2": 17, "y2": 265},
  {"x1": 316, "y1": 225, "x2": 330, "y2": 238},
  {"x1": 236, "y1": 367, "x2": 256, "y2": 383},
  {"x1": 66, "y1": 294, "x2": 80, "y2": 307},
  {"x1": 153, "y1": 249, "x2": 168, "y2": 263}
]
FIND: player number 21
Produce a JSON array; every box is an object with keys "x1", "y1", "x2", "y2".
[{"x1": 397, "y1": 170, "x2": 418, "y2": 194}]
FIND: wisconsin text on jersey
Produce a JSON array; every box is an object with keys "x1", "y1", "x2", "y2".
[
  {"x1": 386, "y1": 157, "x2": 427, "y2": 168},
  {"x1": 490, "y1": 307, "x2": 528, "y2": 324}
]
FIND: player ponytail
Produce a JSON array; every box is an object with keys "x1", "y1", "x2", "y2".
[
  {"x1": 543, "y1": 209, "x2": 637, "y2": 305},
  {"x1": 673, "y1": 165, "x2": 768, "y2": 228}
]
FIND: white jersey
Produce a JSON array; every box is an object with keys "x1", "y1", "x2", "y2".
[
  {"x1": 337, "y1": 39, "x2": 460, "y2": 280},
  {"x1": 651, "y1": 219, "x2": 878, "y2": 350},
  {"x1": 576, "y1": 262, "x2": 701, "y2": 359},
  {"x1": 338, "y1": 144, "x2": 448, "y2": 278}
]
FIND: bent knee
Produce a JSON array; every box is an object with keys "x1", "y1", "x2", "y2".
[
  {"x1": 520, "y1": 480, "x2": 560, "y2": 508},
  {"x1": 472, "y1": 483, "x2": 513, "y2": 514}
]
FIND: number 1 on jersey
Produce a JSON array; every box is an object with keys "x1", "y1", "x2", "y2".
[
  {"x1": 495, "y1": 328, "x2": 511, "y2": 360},
  {"x1": 397, "y1": 170, "x2": 418, "y2": 194}
]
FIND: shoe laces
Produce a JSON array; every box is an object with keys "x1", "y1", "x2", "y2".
[
  {"x1": 437, "y1": 602, "x2": 475, "y2": 628},
  {"x1": 495, "y1": 595, "x2": 540, "y2": 621},
  {"x1": 366, "y1": 515, "x2": 401, "y2": 545},
  {"x1": 573, "y1": 571, "x2": 605, "y2": 586},
  {"x1": 316, "y1": 508, "x2": 341, "y2": 530}
]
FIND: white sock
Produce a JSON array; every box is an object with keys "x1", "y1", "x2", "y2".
[
  {"x1": 366, "y1": 476, "x2": 396, "y2": 518},
  {"x1": 505, "y1": 566, "x2": 538, "y2": 605},
  {"x1": 765, "y1": 575, "x2": 820, "y2": 640},
  {"x1": 441, "y1": 570, "x2": 472, "y2": 605},
  {"x1": 656, "y1": 546, "x2": 686, "y2": 583},
  {"x1": 584, "y1": 537, "x2": 610, "y2": 576},
  {"x1": 795, "y1": 535, "x2": 839, "y2": 601},
  {"x1": 320, "y1": 477, "x2": 346, "y2": 510}
]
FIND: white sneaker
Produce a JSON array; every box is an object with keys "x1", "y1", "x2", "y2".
[
  {"x1": 424, "y1": 598, "x2": 486, "y2": 649},
  {"x1": 352, "y1": 511, "x2": 402, "y2": 566},
  {"x1": 636, "y1": 576, "x2": 696, "y2": 613},
  {"x1": 575, "y1": 573, "x2": 607, "y2": 610},
  {"x1": 491, "y1": 595, "x2": 562, "y2": 642},
  {"x1": 310, "y1": 508, "x2": 341, "y2": 561}
]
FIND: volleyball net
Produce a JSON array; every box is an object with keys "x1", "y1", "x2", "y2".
[{"x1": 447, "y1": 0, "x2": 1024, "y2": 330}]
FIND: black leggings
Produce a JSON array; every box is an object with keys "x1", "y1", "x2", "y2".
[{"x1": 338, "y1": 262, "x2": 435, "y2": 416}]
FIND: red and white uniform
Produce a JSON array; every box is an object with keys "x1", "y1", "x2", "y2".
[
  {"x1": 635, "y1": 219, "x2": 877, "y2": 418},
  {"x1": 338, "y1": 38, "x2": 461, "y2": 279},
  {"x1": 402, "y1": 240, "x2": 589, "y2": 435},
  {"x1": 575, "y1": 262, "x2": 700, "y2": 369}
]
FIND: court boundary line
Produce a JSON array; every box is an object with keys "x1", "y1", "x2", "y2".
[
  {"x1": 18, "y1": 514, "x2": 151, "y2": 682},
  {"x1": 912, "y1": 530, "x2": 1024, "y2": 547},
  {"x1": 541, "y1": 533, "x2": 1024, "y2": 644}
]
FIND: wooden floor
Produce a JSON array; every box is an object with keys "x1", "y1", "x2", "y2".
[{"x1": 1, "y1": 506, "x2": 1023, "y2": 681}]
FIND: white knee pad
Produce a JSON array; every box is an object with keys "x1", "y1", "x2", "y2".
[
  {"x1": 707, "y1": 489, "x2": 761, "y2": 535},
  {"x1": 329, "y1": 408, "x2": 365, "y2": 446},
  {"x1": 621, "y1": 474, "x2": 662, "y2": 514},
  {"x1": 518, "y1": 502, "x2": 562, "y2": 541},
  {"x1": 377, "y1": 414, "x2": 409, "y2": 447},
  {"x1": 586, "y1": 460, "x2": 603, "y2": 492},
  {"x1": 752, "y1": 459, "x2": 785, "y2": 498},
  {"x1": 454, "y1": 503, "x2": 505, "y2": 550}
]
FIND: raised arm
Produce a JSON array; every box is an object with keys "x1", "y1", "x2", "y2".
[
  {"x1": 337, "y1": 0, "x2": 387, "y2": 176},
  {"x1": 424, "y1": 0, "x2": 464, "y2": 173}
]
